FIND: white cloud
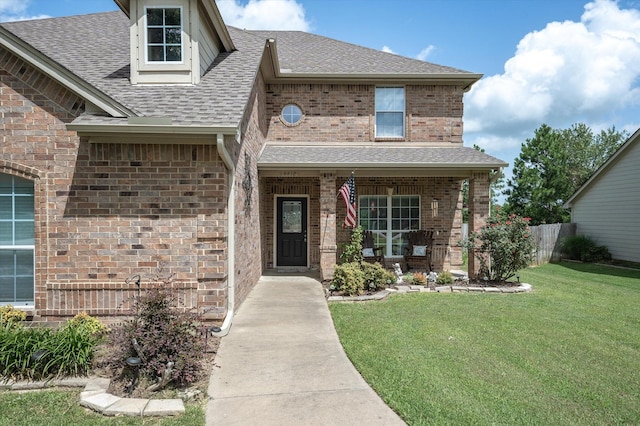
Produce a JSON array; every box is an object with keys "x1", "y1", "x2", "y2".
[
  {"x1": 381, "y1": 45, "x2": 396, "y2": 54},
  {"x1": 216, "y1": 0, "x2": 310, "y2": 31},
  {"x1": 0, "y1": 0, "x2": 48, "y2": 22},
  {"x1": 464, "y1": 0, "x2": 640, "y2": 150},
  {"x1": 0, "y1": 0, "x2": 27, "y2": 14},
  {"x1": 416, "y1": 45, "x2": 435, "y2": 61}
]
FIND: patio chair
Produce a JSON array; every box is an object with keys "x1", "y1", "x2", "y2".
[
  {"x1": 361, "y1": 230, "x2": 385, "y2": 265},
  {"x1": 403, "y1": 230, "x2": 434, "y2": 272}
]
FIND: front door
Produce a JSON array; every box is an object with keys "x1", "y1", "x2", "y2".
[{"x1": 277, "y1": 197, "x2": 307, "y2": 266}]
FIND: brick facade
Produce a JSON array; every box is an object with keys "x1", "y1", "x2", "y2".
[
  {"x1": 2, "y1": 47, "x2": 232, "y2": 321},
  {"x1": 266, "y1": 84, "x2": 465, "y2": 143},
  {"x1": 2, "y1": 32, "x2": 488, "y2": 322}
]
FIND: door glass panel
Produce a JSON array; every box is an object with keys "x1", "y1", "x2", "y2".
[{"x1": 282, "y1": 201, "x2": 302, "y2": 233}]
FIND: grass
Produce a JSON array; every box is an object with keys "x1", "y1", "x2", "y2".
[
  {"x1": 329, "y1": 261, "x2": 640, "y2": 425},
  {"x1": 0, "y1": 389, "x2": 204, "y2": 426}
]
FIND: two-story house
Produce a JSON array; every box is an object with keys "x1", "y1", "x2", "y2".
[{"x1": 0, "y1": 0, "x2": 506, "y2": 328}]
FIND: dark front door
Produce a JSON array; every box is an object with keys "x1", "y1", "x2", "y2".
[{"x1": 277, "y1": 197, "x2": 307, "y2": 266}]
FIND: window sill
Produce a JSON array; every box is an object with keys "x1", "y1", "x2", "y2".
[{"x1": 374, "y1": 138, "x2": 405, "y2": 142}]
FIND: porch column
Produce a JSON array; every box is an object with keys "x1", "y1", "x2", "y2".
[
  {"x1": 319, "y1": 172, "x2": 337, "y2": 281},
  {"x1": 467, "y1": 172, "x2": 490, "y2": 279}
]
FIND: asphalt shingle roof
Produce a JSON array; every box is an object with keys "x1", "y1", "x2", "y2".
[
  {"x1": 1, "y1": 10, "x2": 479, "y2": 128},
  {"x1": 258, "y1": 145, "x2": 508, "y2": 169},
  {"x1": 1, "y1": 12, "x2": 265, "y2": 127},
  {"x1": 248, "y1": 30, "x2": 472, "y2": 75}
]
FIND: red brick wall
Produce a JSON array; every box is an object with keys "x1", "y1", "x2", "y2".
[
  {"x1": 265, "y1": 83, "x2": 465, "y2": 143},
  {"x1": 261, "y1": 175, "x2": 464, "y2": 272},
  {"x1": 2, "y1": 47, "x2": 230, "y2": 320},
  {"x1": 231, "y1": 72, "x2": 268, "y2": 308}
]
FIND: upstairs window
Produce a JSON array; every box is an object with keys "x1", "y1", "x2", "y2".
[
  {"x1": 281, "y1": 104, "x2": 303, "y2": 126},
  {"x1": 375, "y1": 87, "x2": 405, "y2": 138},
  {"x1": 146, "y1": 7, "x2": 182, "y2": 63}
]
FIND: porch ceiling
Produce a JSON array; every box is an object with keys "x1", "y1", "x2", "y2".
[{"x1": 258, "y1": 144, "x2": 508, "y2": 177}]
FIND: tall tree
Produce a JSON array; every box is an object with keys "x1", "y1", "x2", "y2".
[{"x1": 505, "y1": 123, "x2": 627, "y2": 225}]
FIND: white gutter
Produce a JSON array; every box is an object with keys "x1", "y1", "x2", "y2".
[{"x1": 211, "y1": 133, "x2": 235, "y2": 337}]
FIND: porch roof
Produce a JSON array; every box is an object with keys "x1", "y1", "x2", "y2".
[{"x1": 258, "y1": 144, "x2": 507, "y2": 176}]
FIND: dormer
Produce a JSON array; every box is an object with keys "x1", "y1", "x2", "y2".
[{"x1": 114, "y1": 0, "x2": 235, "y2": 85}]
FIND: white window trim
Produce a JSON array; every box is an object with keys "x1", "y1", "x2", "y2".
[
  {"x1": 0, "y1": 174, "x2": 35, "y2": 307},
  {"x1": 144, "y1": 5, "x2": 185, "y2": 65},
  {"x1": 358, "y1": 194, "x2": 420, "y2": 257},
  {"x1": 375, "y1": 86, "x2": 406, "y2": 139}
]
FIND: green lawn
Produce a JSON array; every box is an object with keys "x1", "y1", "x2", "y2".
[
  {"x1": 329, "y1": 262, "x2": 640, "y2": 425},
  {"x1": 0, "y1": 390, "x2": 204, "y2": 426}
]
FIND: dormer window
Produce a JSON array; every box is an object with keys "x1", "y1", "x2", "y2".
[{"x1": 146, "y1": 7, "x2": 182, "y2": 63}]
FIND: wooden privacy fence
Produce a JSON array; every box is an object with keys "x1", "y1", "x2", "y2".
[
  {"x1": 528, "y1": 223, "x2": 576, "y2": 265},
  {"x1": 461, "y1": 222, "x2": 575, "y2": 266}
]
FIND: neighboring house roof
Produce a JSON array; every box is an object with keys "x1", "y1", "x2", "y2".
[
  {"x1": 0, "y1": 10, "x2": 481, "y2": 130},
  {"x1": 258, "y1": 144, "x2": 507, "y2": 174},
  {"x1": 564, "y1": 127, "x2": 640, "y2": 208}
]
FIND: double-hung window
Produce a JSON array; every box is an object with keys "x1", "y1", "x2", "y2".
[
  {"x1": 375, "y1": 87, "x2": 405, "y2": 138},
  {"x1": 146, "y1": 7, "x2": 183, "y2": 63},
  {"x1": 0, "y1": 175, "x2": 34, "y2": 306},
  {"x1": 359, "y1": 195, "x2": 420, "y2": 257}
]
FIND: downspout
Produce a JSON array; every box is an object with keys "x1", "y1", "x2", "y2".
[{"x1": 211, "y1": 133, "x2": 235, "y2": 337}]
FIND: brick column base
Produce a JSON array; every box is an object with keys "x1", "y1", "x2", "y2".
[{"x1": 319, "y1": 172, "x2": 337, "y2": 280}]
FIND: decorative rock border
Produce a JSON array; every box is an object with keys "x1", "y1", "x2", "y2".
[
  {"x1": 327, "y1": 283, "x2": 532, "y2": 302},
  {"x1": 0, "y1": 377, "x2": 184, "y2": 417}
]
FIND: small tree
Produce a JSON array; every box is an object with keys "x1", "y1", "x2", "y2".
[
  {"x1": 340, "y1": 226, "x2": 364, "y2": 263},
  {"x1": 462, "y1": 213, "x2": 536, "y2": 282}
]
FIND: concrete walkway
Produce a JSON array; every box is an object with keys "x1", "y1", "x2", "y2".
[{"x1": 206, "y1": 274, "x2": 405, "y2": 425}]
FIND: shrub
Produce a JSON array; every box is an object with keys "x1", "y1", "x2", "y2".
[
  {"x1": 332, "y1": 262, "x2": 365, "y2": 296},
  {"x1": 437, "y1": 270, "x2": 455, "y2": 284},
  {"x1": 103, "y1": 272, "x2": 207, "y2": 388},
  {"x1": 63, "y1": 312, "x2": 110, "y2": 337},
  {"x1": 461, "y1": 213, "x2": 536, "y2": 282},
  {"x1": 361, "y1": 262, "x2": 395, "y2": 291},
  {"x1": 560, "y1": 235, "x2": 612, "y2": 263},
  {"x1": 412, "y1": 272, "x2": 427, "y2": 285},
  {"x1": 0, "y1": 305, "x2": 26, "y2": 326}
]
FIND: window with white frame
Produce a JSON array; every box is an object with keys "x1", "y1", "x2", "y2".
[
  {"x1": 359, "y1": 195, "x2": 420, "y2": 257},
  {"x1": 146, "y1": 7, "x2": 182, "y2": 63},
  {"x1": 0, "y1": 175, "x2": 34, "y2": 306},
  {"x1": 375, "y1": 87, "x2": 405, "y2": 138}
]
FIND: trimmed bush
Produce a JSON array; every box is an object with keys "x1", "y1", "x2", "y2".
[
  {"x1": 361, "y1": 262, "x2": 395, "y2": 291},
  {"x1": 561, "y1": 235, "x2": 612, "y2": 263},
  {"x1": 332, "y1": 262, "x2": 365, "y2": 296},
  {"x1": 0, "y1": 305, "x2": 26, "y2": 326}
]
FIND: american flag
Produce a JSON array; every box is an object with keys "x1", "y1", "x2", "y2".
[{"x1": 339, "y1": 175, "x2": 357, "y2": 228}]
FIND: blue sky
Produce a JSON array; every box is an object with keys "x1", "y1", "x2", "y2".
[{"x1": 2, "y1": 0, "x2": 639, "y2": 198}]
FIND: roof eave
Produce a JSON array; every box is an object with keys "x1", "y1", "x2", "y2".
[
  {"x1": 268, "y1": 72, "x2": 482, "y2": 90},
  {"x1": 66, "y1": 122, "x2": 238, "y2": 137},
  {"x1": 258, "y1": 162, "x2": 506, "y2": 170}
]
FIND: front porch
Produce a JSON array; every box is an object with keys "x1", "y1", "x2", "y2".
[{"x1": 259, "y1": 173, "x2": 491, "y2": 280}]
